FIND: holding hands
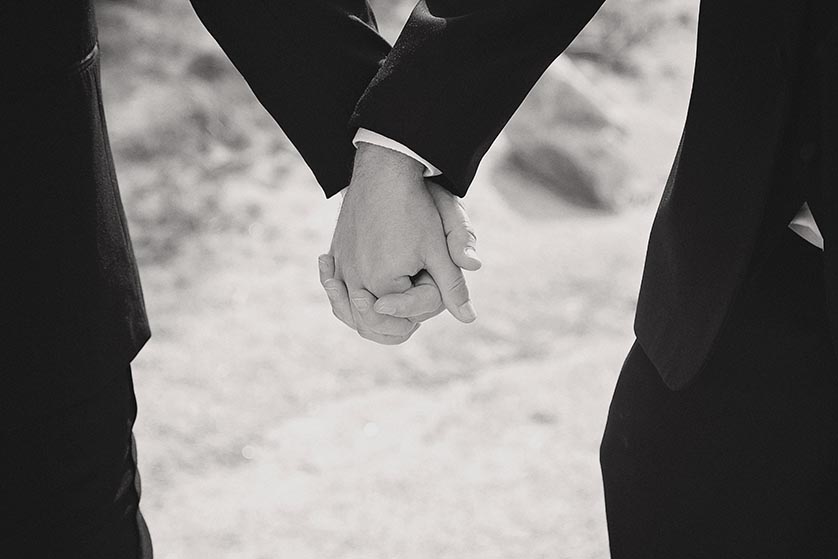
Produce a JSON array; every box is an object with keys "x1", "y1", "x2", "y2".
[{"x1": 319, "y1": 144, "x2": 481, "y2": 344}]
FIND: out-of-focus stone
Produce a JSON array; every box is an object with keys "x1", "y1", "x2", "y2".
[{"x1": 499, "y1": 58, "x2": 629, "y2": 210}]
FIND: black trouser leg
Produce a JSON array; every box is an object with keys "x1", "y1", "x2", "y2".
[{"x1": 0, "y1": 365, "x2": 153, "y2": 558}]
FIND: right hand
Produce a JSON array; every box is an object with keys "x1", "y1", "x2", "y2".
[
  {"x1": 372, "y1": 180, "x2": 482, "y2": 318},
  {"x1": 319, "y1": 171, "x2": 481, "y2": 344}
]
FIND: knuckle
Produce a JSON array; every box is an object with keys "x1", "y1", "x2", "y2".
[
  {"x1": 446, "y1": 274, "x2": 469, "y2": 296},
  {"x1": 449, "y1": 226, "x2": 477, "y2": 245},
  {"x1": 462, "y1": 225, "x2": 477, "y2": 242},
  {"x1": 350, "y1": 297, "x2": 371, "y2": 313}
]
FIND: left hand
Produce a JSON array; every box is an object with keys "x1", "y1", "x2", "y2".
[
  {"x1": 320, "y1": 144, "x2": 481, "y2": 343},
  {"x1": 319, "y1": 256, "x2": 443, "y2": 330}
]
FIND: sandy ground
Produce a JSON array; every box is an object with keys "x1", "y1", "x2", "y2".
[{"x1": 97, "y1": 1, "x2": 697, "y2": 557}]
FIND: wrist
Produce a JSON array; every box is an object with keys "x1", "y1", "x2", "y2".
[{"x1": 353, "y1": 142, "x2": 425, "y2": 181}]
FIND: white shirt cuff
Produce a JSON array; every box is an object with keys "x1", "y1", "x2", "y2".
[
  {"x1": 788, "y1": 202, "x2": 825, "y2": 250},
  {"x1": 353, "y1": 128, "x2": 442, "y2": 177}
]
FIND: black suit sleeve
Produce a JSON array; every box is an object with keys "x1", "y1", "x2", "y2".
[
  {"x1": 189, "y1": 0, "x2": 391, "y2": 197},
  {"x1": 350, "y1": 0, "x2": 607, "y2": 197}
]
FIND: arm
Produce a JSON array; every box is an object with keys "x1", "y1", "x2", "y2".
[
  {"x1": 350, "y1": 0, "x2": 608, "y2": 196},
  {"x1": 189, "y1": 1, "x2": 483, "y2": 341},
  {"x1": 354, "y1": 129, "x2": 442, "y2": 177},
  {"x1": 188, "y1": 0, "x2": 391, "y2": 197}
]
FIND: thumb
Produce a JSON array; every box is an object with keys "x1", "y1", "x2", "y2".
[
  {"x1": 425, "y1": 246, "x2": 477, "y2": 324},
  {"x1": 428, "y1": 181, "x2": 482, "y2": 272}
]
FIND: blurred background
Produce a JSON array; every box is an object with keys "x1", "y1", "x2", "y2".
[{"x1": 96, "y1": 0, "x2": 697, "y2": 557}]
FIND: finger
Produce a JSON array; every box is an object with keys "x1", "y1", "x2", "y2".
[
  {"x1": 368, "y1": 274, "x2": 414, "y2": 299},
  {"x1": 356, "y1": 323, "x2": 421, "y2": 345},
  {"x1": 408, "y1": 272, "x2": 446, "y2": 321},
  {"x1": 425, "y1": 248, "x2": 477, "y2": 324},
  {"x1": 319, "y1": 254, "x2": 356, "y2": 329},
  {"x1": 374, "y1": 271, "x2": 444, "y2": 320},
  {"x1": 348, "y1": 287, "x2": 419, "y2": 338},
  {"x1": 317, "y1": 254, "x2": 336, "y2": 285},
  {"x1": 428, "y1": 181, "x2": 482, "y2": 271},
  {"x1": 323, "y1": 278, "x2": 356, "y2": 329}
]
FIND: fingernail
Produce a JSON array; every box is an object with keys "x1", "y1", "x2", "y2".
[
  {"x1": 464, "y1": 247, "x2": 479, "y2": 260},
  {"x1": 375, "y1": 302, "x2": 396, "y2": 315},
  {"x1": 458, "y1": 300, "x2": 477, "y2": 322},
  {"x1": 318, "y1": 256, "x2": 329, "y2": 272},
  {"x1": 351, "y1": 297, "x2": 370, "y2": 312}
]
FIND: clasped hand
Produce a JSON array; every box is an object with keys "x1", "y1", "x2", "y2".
[{"x1": 319, "y1": 144, "x2": 481, "y2": 344}]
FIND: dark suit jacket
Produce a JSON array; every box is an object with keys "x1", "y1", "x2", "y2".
[
  {"x1": 3, "y1": 1, "x2": 833, "y2": 422},
  {"x1": 191, "y1": 0, "x2": 837, "y2": 390},
  {"x1": 2, "y1": 3, "x2": 149, "y2": 420}
]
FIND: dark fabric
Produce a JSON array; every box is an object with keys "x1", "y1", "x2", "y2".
[
  {"x1": 811, "y1": 2, "x2": 838, "y2": 384},
  {"x1": 188, "y1": 0, "x2": 391, "y2": 198},
  {"x1": 350, "y1": 0, "x2": 607, "y2": 197},
  {"x1": 1, "y1": 7, "x2": 150, "y2": 422},
  {"x1": 345, "y1": 0, "x2": 837, "y2": 389},
  {"x1": 133, "y1": 0, "x2": 838, "y2": 390},
  {"x1": 192, "y1": 0, "x2": 831, "y2": 390},
  {"x1": 600, "y1": 228, "x2": 838, "y2": 558},
  {"x1": 4, "y1": 0, "x2": 835, "y2": 417},
  {"x1": 0, "y1": 2, "x2": 98, "y2": 90},
  {"x1": 189, "y1": 0, "x2": 838, "y2": 388},
  {"x1": 0, "y1": 366, "x2": 153, "y2": 559},
  {"x1": 633, "y1": 0, "x2": 837, "y2": 389}
]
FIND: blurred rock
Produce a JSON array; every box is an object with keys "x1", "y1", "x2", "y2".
[
  {"x1": 499, "y1": 58, "x2": 630, "y2": 211},
  {"x1": 187, "y1": 51, "x2": 232, "y2": 83}
]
